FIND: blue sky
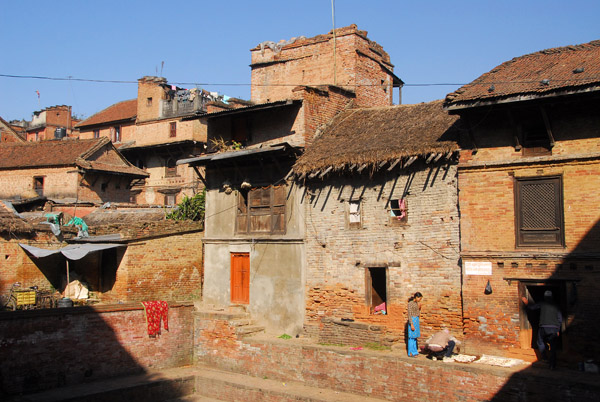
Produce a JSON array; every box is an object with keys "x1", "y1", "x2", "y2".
[{"x1": 1, "y1": 0, "x2": 599, "y2": 122}]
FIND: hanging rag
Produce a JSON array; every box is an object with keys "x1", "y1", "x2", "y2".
[{"x1": 141, "y1": 301, "x2": 169, "y2": 336}]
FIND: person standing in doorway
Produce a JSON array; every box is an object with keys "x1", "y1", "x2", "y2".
[
  {"x1": 522, "y1": 290, "x2": 562, "y2": 370},
  {"x1": 407, "y1": 292, "x2": 423, "y2": 357}
]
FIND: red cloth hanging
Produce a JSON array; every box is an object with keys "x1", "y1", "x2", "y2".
[{"x1": 141, "y1": 301, "x2": 169, "y2": 336}]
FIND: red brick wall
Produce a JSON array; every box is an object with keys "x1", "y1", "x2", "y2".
[
  {"x1": 102, "y1": 230, "x2": 204, "y2": 303},
  {"x1": 251, "y1": 25, "x2": 394, "y2": 107},
  {"x1": 193, "y1": 319, "x2": 600, "y2": 401},
  {"x1": 457, "y1": 101, "x2": 600, "y2": 359},
  {"x1": 0, "y1": 303, "x2": 194, "y2": 396},
  {"x1": 302, "y1": 165, "x2": 462, "y2": 347}
]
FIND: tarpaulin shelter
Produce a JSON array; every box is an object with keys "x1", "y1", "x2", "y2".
[{"x1": 19, "y1": 243, "x2": 125, "y2": 297}]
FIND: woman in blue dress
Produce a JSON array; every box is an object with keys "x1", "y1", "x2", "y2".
[{"x1": 407, "y1": 292, "x2": 423, "y2": 357}]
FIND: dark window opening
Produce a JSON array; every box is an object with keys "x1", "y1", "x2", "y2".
[
  {"x1": 519, "y1": 110, "x2": 552, "y2": 156},
  {"x1": 366, "y1": 267, "x2": 387, "y2": 314},
  {"x1": 232, "y1": 117, "x2": 249, "y2": 145},
  {"x1": 34, "y1": 176, "x2": 44, "y2": 196},
  {"x1": 169, "y1": 122, "x2": 177, "y2": 138},
  {"x1": 390, "y1": 198, "x2": 408, "y2": 224},
  {"x1": 515, "y1": 176, "x2": 564, "y2": 247},
  {"x1": 93, "y1": 129, "x2": 99, "y2": 138},
  {"x1": 147, "y1": 97, "x2": 153, "y2": 107},
  {"x1": 236, "y1": 185, "x2": 286, "y2": 234},
  {"x1": 165, "y1": 158, "x2": 177, "y2": 177},
  {"x1": 101, "y1": 183, "x2": 108, "y2": 192},
  {"x1": 111, "y1": 126, "x2": 121, "y2": 143}
]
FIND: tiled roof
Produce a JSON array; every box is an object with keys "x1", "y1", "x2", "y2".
[
  {"x1": 445, "y1": 39, "x2": 600, "y2": 109},
  {"x1": 0, "y1": 138, "x2": 110, "y2": 168},
  {"x1": 293, "y1": 100, "x2": 460, "y2": 175},
  {"x1": 0, "y1": 138, "x2": 148, "y2": 177},
  {"x1": 76, "y1": 99, "x2": 137, "y2": 128},
  {"x1": 0, "y1": 116, "x2": 26, "y2": 142}
]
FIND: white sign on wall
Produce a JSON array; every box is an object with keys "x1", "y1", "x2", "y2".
[{"x1": 464, "y1": 261, "x2": 493, "y2": 276}]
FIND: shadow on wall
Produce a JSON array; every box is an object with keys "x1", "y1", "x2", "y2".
[
  {"x1": 490, "y1": 219, "x2": 600, "y2": 401},
  {"x1": 0, "y1": 303, "x2": 193, "y2": 400}
]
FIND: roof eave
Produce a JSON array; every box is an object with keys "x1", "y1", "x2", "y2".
[{"x1": 445, "y1": 85, "x2": 600, "y2": 112}]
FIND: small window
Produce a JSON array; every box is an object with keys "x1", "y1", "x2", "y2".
[
  {"x1": 111, "y1": 126, "x2": 121, "y2": 143},
  {"x1": 518, "y1": 109, "x2": 552, "y2": 156},
  {"x1": 101, "y1": 183, "x2": 108, "y2": 192},
  {"x1": 165, "y1": 158, "x2": 177, "y2": 177},
  {"x1": 389, "y1": 198, "x2": 408, "y2": 224},
  {"x1": 34, "y1": 177, "x2": 44, "y2": 196},
  {"x1": 366, "y1": 267, "x2": 387, "y2": 314},
  {"x1": 169, "y1": 122, "x2": 177, "y2": 138},
  {"x1": 515, "y1": 176, "x2": 564, "y2": 247},
  {"x1": 348, "y1": 200, "x2": 361, "y2": 229},
  {"x1": 93, "y1": 129, "x2": 100, "y2": 138},
  {"x1": 165, "y1": 194, "x2": 176, "y2": 206},
  {"x1": 147, "y1": 97, "x2": 153, "y2": 107}
]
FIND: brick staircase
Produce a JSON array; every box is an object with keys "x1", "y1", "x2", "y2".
[{"x1": 194, "y1": 304, "x2": 265, "y2": 338}]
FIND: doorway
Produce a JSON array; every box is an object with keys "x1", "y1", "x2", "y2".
[
  {"x1": 366, "y1": 267, "x2": 387, "y2": 313},
  {"x1": 519, "y1": 281, "x2": 566, "y2": 351},
  {"x1": 230, "y1": 252, "x2": 250, "y2": 304}
]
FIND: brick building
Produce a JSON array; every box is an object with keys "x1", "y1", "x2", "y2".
[
  {"x1": 0, "y1": 116, "x2": 26, "y2": 143},
  {"x1": 251, "y1": 24, "x2": 403, "y2": 107},
  {"x1": 445, "y1": 39, "x2": 600, "y2": 361},
  {"x1": 25, "y1": 105, "x2": 80, "y2": 141},
  {"x1": 1, "y1": 202, "x2": 203, "y2": 304},
  {"x1": 292, "y1": 100, "x2": 461, "y2": 346},
  {"x1": 0, "y1": 137, "x2": 148, "y2": 205},
  {"x1": 77, "y1": 77, "x2": 209, "y2": 206},
  {"x1": 180, "y1": 25, "x2": 401, "y2": 335}
]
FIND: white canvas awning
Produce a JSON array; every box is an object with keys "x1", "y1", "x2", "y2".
[{"x1": 19, "y1": 243, "x2": 123, "y2": 261}]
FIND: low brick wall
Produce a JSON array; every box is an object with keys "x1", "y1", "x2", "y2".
[
  {"x1": 0, "y1": 303, "x2": 194, "y2": 396},
  {"x1": 194, "y1": 315, "x2": 600, "y2": 402},
  {"x1": 316, "y1": 317, "x2": 386, "y2": 346}
]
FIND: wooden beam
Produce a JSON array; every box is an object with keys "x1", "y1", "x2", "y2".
[
  {"x1": 357, "y1": 164, "x2": 368, "y2": 173},
  {"x1": 319, "y1": 166, "x2": 333, "y2": 178},
  {"x1": 378, "y1": 160, "x2": 388, "y2": 169},
  {"x1": 387, "y1": 159, "x2": 401, "y2": 171},
  {"x1": 298, "y1": 172, "x2": 306, "y2": 181},
  {"x1": 539, "y1": 106, "x2": 556, "y2": 148},
  {"x1": 284, "y1": 169, "x2": 294, "y2": 181},
  {"x1": 192, "y1": 166, "x2": 208, "y2": 187},
  {"x1": 507, "y1": 110, "x2": 522, "y2": 151},
  {"x1": 425, "y1": 153, "x2": 436, "y2": 164},
  {"x1": 308, "y1": 171, "x2": 320, "y2": 179},
  {"x1": 445, "y1": 151, "x2": 453, "y2": 160},
  {"x1": 404, "y1": 156, "x2": 417, "y2": 169},
  {"x1": 433, "y1": 153, "x2": 443, "y2": 163}
]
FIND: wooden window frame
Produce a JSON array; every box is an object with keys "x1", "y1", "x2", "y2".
[
  {"x1": 236, "y1": 185, "x2": 286, "y2": 234},
  {"x1": 165, "y1": 158, "x2": 178, "y2": 177},
  {"x1": 514, "y1": 176, "x2": 564, "y2": 248},
  {"x1": 33, "y1": 176, "x2": 44, "y2": 196},
  {"x1": 347, "y1": 200, "x2": 362, "y2": 230},
  {"x1": 169, "y1": 121, "x2": 177, "y2": 138},
  {"x1": 389, "y1": 198, "x2": 408, "y2": 226}
]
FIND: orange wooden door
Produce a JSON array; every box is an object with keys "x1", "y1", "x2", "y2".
[{"x1": 231, "y1": 253, "x2": 250, "y2": 304}]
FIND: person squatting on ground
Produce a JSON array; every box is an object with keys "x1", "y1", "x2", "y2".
[
  {"x1": 424, "y1": 329, "x2": 461, "y2": 362},
  {"x1": 522, "y1": 290, "x2": 562, "y2": 370},
  {"x1": 407, "y1": 292, "x2": 423, "y2": 357}
]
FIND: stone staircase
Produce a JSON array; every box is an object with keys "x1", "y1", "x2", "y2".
[{"x1": 194, "y1": 304, "x2": 265, "y2": 338}]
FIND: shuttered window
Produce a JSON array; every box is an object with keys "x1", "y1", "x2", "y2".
[
  {"x1": 236, "y1": 185, "x2": 286, "y2": 234},
  {"x1": 515, "y1": 176, "x2": 564, "y2": 247}
]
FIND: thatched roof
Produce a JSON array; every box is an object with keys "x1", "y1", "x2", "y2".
[
  {"x1": 0, "y1": 202, "x2": 34, "y2": 234},
  {"x1": 445, "y1": 39, "x2": 600, "y2": 110},
  {"x1": 292, "y1": 100, "x2": 460, "y2": 177}
]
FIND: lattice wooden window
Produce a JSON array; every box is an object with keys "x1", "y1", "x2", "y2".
[
  {"x1": 236, "y1": 185, "x2": 286, "y2": 234},
  {"x1": 515, "y1": 176, "x2": 564, "y2": 247}
]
